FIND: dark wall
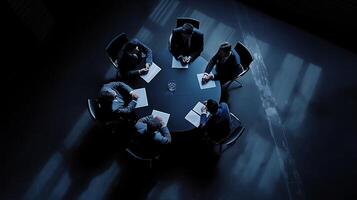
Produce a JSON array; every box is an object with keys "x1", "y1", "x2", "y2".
[{"x1": 238, "y1": 0, "x2": 357, "y2": 53}]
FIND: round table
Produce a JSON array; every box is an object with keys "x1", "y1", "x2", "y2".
[{"x1": 128, "y1": 51, "x2": 221, "y2": 132}]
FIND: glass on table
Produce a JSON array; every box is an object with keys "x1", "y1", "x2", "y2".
[{"x1": 167, "y1": 80, "x2": 176, "y2": 92}]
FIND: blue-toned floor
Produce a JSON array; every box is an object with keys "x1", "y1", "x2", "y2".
[{"x1": 2, "y1": 0, "x2": 357, "y2": 199}]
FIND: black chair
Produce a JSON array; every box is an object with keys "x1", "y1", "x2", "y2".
[
  {"x1": 125, "y1": 145, "x2": 161, "y2": 169},
  {"x1": 105, "y1": 33, "x2": 129, "y2": 69},
  {"x1": 87, "y1": 98, "x2": 102, "y2": 120},
  {"x1": 176, "y1": 17, "x2": 200, "y2": 29},
  {"x1": 224, "y1": 42, "x2": 253, "y2": 89},
  {"x1": 169, "y1": 17, "x2": 200, "y2": 52},
  {"x1": 87, "y1": 98, "x2": 134, "y2": 144},
  {"x1": 208, "y1": 113, "x2": 245, "y2": 154}
]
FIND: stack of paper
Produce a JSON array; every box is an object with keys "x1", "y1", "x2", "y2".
[
  {"x1": 132, "y1": 88, "x2": 148, "y2": 108},
  {"x1": 172, "y1": 57, "x2": 188, "y2": 69},
  {"x1": 193, "y1": 101, "x2": 207, "y2": 115},
  {"x1": 185, "y1": 102, "x2": 210, "y2": 127},
  {"x1": 185, "y1": 110, "x2": 201, "y2": 127},
  {"x1": 197, "y1": 73, "x2": 216, "y2": 89},
  {"x1": 140, "y1": 62, "x2": 161, "y2": 83},
  {"x1": 152, "y1": 110, "x2": 170, "y2": 127}
]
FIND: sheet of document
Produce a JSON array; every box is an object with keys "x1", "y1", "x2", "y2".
[
  {"x1": 152, "y1": 110, "x2": 170, "y2": 127},
  {"x1": 185, "y1": 110, "x2": 201, "y2": 128},
  {"x1": 192, "y1": 101, "x2": 210, "y2": 116},
  {"x1": 132, "y1": 88, "x2": 148, "y2": 108},
  {"x1": 140, "y1": 62, "x2": 161, "y2": 83},
  {"x1": 197, "y1": 73, "x2": 216, "y2": 89},
  {"x1": 172, "y1": 57, "x2": 188, "y2": 69}
]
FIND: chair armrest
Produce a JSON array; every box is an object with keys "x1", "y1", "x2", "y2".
[{"x1": 109, "y1": 58, "x2": 119, "y2": 68}]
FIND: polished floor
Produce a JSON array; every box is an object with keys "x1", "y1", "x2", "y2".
[{"x1": 2, "y1": 0, "x2": 357, "y2": 199}]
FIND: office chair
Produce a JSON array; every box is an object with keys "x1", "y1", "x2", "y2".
[
  {"x1": 87, "y1": 98, "x2": 133, "y2": 144},
  {"x1": 176, "y1": 17, "x2": 200, "y2": 29},
  {"x1": 105, "y1": 33, "x2": 129, "y2": 69},
  {"x1": 224, "y1": 41, "x2": 253, "y2": 89},
  {"x1": 125, "y1": 145, "x2": 161, "y2": 169},
  {"x1": 169, "y1": 17, "x2": 200, "y2": 54},
  {"x1": 207, "y1": 113, "x2": 245, "y2": 154},
  {"x1": 87, "y1": 98, "x2": 101, "y2": 120}
]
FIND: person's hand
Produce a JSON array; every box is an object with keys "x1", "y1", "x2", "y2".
[
  {"x1": 186, "y1": 56, "x2": 192, "y2": 63},
  {"x1": 155, "y1": 116, "x2": 165, "y2": 127},
  {"x1": 201, "y1": 73, "x2": 211, "y2": 84},
  {"x1": 178, "y1": 55, "x2": 184, "y2": 62},
  {"x1": 139, "y1": 68, "x2": 149, "y2": 75},
  {"x1": 201, "y1": 105, "x2": 207, "y2": 113},
  {"x1": 131, "y1": 93, "x2": 139, "y2": 101},
  {"x1": 182, "y1": 56, "x2": 190, "y2": 64},
  {"x1": 145, "y1": 63, "x2": 151, "y2": 70},
  {"x1": 182, "y1": 56, "x2": 187, "y2": 63},
  {"x1": 201, "y1": 76, "x2": 207, "y2": 84}
]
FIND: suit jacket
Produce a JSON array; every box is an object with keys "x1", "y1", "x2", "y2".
[
  {"x1": 169, "y1": 27, "x2": 204, "y2": 61},
  {"x1": 205, "y1": 49, "x2": 243, "y2": 83},
  {"x1": 99, "y1": 81, "x2": 136, "y2": 120},
  {"x1": 200, "y1": 103, "x2": 231, "y2": 142},
  {"x1": 118, "y1": 38, "x2": 153, "y2": 77},
  {"x1": 135, "y1": 115, "x2": 172, "y2": 145}
]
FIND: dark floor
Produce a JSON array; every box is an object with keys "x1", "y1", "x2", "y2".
[{"x1": 1, "y1": 0, "x2": 357, "y2": 200}]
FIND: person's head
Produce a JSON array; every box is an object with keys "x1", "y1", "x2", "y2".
[
  {"x1": 206, "y1": 99, "x2": 219, "y2": 114},
  {"x1": 147, "y1": 116, "x2": 162, "y2": 133},
  {"x1": 99, "y1": 89, "x2": 116, "y2": 101},
  {"x1": 98, "y1": 89, "x2": 117, "y2": 112},
  {"x1": 181, "y1": 23, "x2": 194, "y2": 38},
  {"x1": 125, "y1": 42, "x2": 140, "y2": 55},
  {"x1": 218, "y1": 42, "x2": 231, "y2": 58}
]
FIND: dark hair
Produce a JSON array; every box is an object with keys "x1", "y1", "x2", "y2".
[
  {"x1": 99, "y1": 90, "x2": 115, "y2": 101},
  {"x1": 97, "y1": 91, "x2": 115, "y2": 114},
  {"x1": 147, "y1": 117, "x2": 162, "y2": 133},
  {"x1": 182, "y1": 23, "x2": 194, "y2": 34},
  {"x1": 206, "y1": 99, "x2": 219, "y2": 114},
  {"x1": 124, "y1": 42, "x2": 137, "y2": 53},
  {"x1": 219, "y1": 42, "x2": 232, "y2": 53}
]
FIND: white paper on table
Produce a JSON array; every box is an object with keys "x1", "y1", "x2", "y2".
[
  {"x1": 132, "y1": 88, "x2": 148, "y2": 108},
  {"x1": 140, "y1": 62, "x2": 161, "y2": 83},
  {"x1": 192, "y1": 101, "x2": 210, "y2": 116},
  {"x1": 192, "y1": 101, "x2": 205, "y2": 115},
  {"x1": 172, "y1": 57, "x2": 188, "y2": 69},
  {"x1": 197, "y1": 73, "x2": 216, "y2": 89},
  {"x1": 185, "y1": 110, "x2": 201, "y2": 128},
  {"x1": 152, "y1": 110, "x2": 170, "y2": 127}
]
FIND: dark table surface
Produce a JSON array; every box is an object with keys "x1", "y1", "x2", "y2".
[{"x1": 128, "y1": 50, "x2": 221, "y2": 132}]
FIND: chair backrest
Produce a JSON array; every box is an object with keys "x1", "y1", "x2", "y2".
[
  {"x1": 206, "y1": 113, "x2": 245, "y2": 154},
  {"x1": 126, "y1": 148, "x2": 154, "y2": 161},
  {"x1": 105, "y1": 33, "x2": 129, "y2": 65},
  {"x1": 234, "y1": 42, "x2": 253, "y2": 75},
  {"x1": 211, "y1": 113, "x2": 244, "y2": 144},
  {"x1": 87, "y1": 98, "x2": 101, "y2": 120},
  {"x1": 126, "y1": 146, "x2": 160, "y2": 168},
  {"x1": 176, "y1": 17, "x2": 200, "y2": 29},
  {"x1": 225, "y1": 113, "x2": 245, "y2": 144}
]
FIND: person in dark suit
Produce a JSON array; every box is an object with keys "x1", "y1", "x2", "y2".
[
  {"x1": 98, "y1": 81, "x2": 139, "y2": 121},
  {"x1": 200, "y1": 99, "x2": 231, "y2": 142},
  {"x1": 135, "y1": 115, "x2": 172, "y2": 145},
  {"x1": 117, "y1": 38, "x2": 153, "y2": 79},
  {"x1": 169, "y1": 23, "x2": 204, "y2": 65},
  {"x1": 201, "y1": 42, "x2": 244, "y2": 85}
]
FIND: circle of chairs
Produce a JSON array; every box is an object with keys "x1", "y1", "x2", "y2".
[{"x1": 89, "y1": 17, "x2": 253, "y2": 168}]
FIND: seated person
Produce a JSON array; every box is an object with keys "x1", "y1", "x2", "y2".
[
  {"x1": 200, "y1": 99, "x2": 231, "y2": 142},
  {"x1": 135, "y1": 115, "x2": 172, "y2": 145},
  {"x1": 169, "y1": 23, "x2": 204, "y2": 65},
  {"x1": 117, "y1": 38, "x2": 153, "y2": 79},
  {"x1": 201, "y1": 42, "x2": 244, "y2": 85},
  {"x1": 98, "y1": 81, "x2": 139, "y2": 121}
]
